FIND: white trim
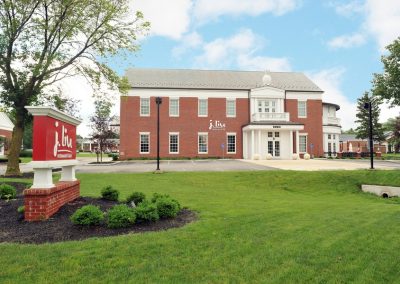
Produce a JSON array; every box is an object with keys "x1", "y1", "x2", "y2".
[
  {"x1": 169, "y1": 97, "x2": 180, "y2": 117},
  {"x1": 128, "y1": 88, "x2": 248, "y2": 99},
  {"x1": 140, "y1": 97, "x2": 150, "y2": 117},
  {"x1": 29, "y1": 159, "x2": 79, "y2": 168},
  {"x1": 227, "y1": 132, "x2": 237, "y2": 154},
  {"x1": 198, "y1": 132, "x2": 208, "y2": 154},
  {"x1": 286, "y1": 91, "x2": 323, "y2": 100},
  {"x1": 139, "y1": 132, "x2": 150, "y2": 154},
  {"x1": 25, "y1": 106, "x2": 81, "y2": 126},
  {"x1": 226, "y1": 98, "x2": 236, "y2": 118},
  {"x1": 198, "y1": 98, "x2": 208, "y2": 117},
  {"x1": 243, "y1": 124, "x2": 304, "y2": 131},
  {"x1": 299, "y1": 134, "x2": 308, "y2": 153},
  {"x1": 168, "y1": 132, "x2": 179, "y2": 154}
]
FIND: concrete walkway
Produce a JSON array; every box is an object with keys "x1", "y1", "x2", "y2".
[{"x1": 245, "y1": 159, "x2": 400, "y2": 171}]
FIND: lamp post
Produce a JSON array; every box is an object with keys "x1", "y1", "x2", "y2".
[
  {"x1": 364, "y1": 101, "x2": 374, "y2": 169},
  {"x1": 155, "y1": 97, "x2": 162, "y2": 171}
]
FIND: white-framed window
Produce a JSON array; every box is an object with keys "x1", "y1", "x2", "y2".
[
  {"x1": 198, "y1": 133, "x2": 208, "y2": 154},
  {"x1": 140, "y1": 98, "x2": 150, "y2": 116},
  {"x1": 299, "y1": 135, "x2": 307, "y2": 153},
  {"x1": 169, "y1": 133, "x2": 179, "y2": 154},
  {"x1": 258, "y1": 100, "x2": 277, "y2": 113},
  {"x1": 169, "y1": 98, "x2": 179, "y2": 117},
  {"x1": 227, "y1": 133, "x2": 236, "y2": 154},
  {"x1": 298, "y1": 101, "x2": 307, "y2": 118},
  {"x1": 198, "y1": 99, "x2": 208, "y2": 117},
  {"x1": 226, "y1": 99, "x2": 236, "y2": 117},
  {"x1": 140, "y1": 132, "x2": 150, "y2": 154}
]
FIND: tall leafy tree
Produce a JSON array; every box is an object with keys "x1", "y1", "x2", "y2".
[
  {"x1": 384, "y1": 116, "x2": 400, "y2": 152},
  {"x1": 90, "y1": 100, "x2": 116, "y2": 163},
  {"x1": 354, "y1": 92, "x2": 385, "y2": 142},
  {"x1": 372, "y1": 37, "x2": 400, "y2": 106},
  {"x1": 0, "y1": 0, "x2": 148, "y2": 175}
]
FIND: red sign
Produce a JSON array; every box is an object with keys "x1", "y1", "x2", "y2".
[{"x1": 32, "y1": 116, "x2": 77, "y2": 161}]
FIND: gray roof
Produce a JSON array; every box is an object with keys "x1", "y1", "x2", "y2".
[
  {"x1": 125, "y1": 68, "x2": 323, "y2": 92},
  {"x1": 340, "y1": 134, "x2": 364, "y2": 141}
]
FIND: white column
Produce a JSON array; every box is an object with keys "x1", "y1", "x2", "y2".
[
  {"x1": 32, "y1": 168, "x2": 54, "y2": 188},
  {"x1": 243, "y1": 131, "x2": 247, "y2": 159},
  {"x1": 60, "y1": 165, "x2": 77, "y2": 182},
  {"x1": 251, "y1": 130, "x2": 255, "y2": 159},
  {"x1": 258, "y1": 130, "x2": 262, "y2": 158},
  {"x1": 290, "y1": 130, "x2": 293, "y2": 156},
  {"x1": 296, "y1": 130, "x2": 299, "y2": 154}
]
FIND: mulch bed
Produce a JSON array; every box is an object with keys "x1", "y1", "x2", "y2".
[{"x1": 0, "y1": 182, "x2": 197, "y2": 244}]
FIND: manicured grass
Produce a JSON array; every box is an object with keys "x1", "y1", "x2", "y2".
[
  {"x1": 382, "y1": 153, "x2": 400, "y2": 160},
  {"x1": 77, "y1": 152, "x2": 99, "y2": 157},
  {"x1": 19, "y1": 157, "x2": 32, "y2": 163},
  {"x1": 1, "y1": 170, "x2": 400, "y2": 283}
]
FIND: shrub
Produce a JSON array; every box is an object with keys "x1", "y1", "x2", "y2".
[
  {"x1": 156, "y1": 197, "x2": 181, "y2": 218},
  {"x1": 112, "y1": 154, "x2": 119, "y2": 161},
  {"x1": 70, "y1": 205, "x2": 104, "y2": 226},
  {"x1": 107, "y1": 204, "x2": 136, "y2": 228},
  {"x1": 135, "y1": 201, "x2": 159, "y2": 222},
  {"x1": 19, "y1": 149, "x2": 32, "y2": 157},
  {"x1": 17, "y1": 206, "x2": 25, "y2": 214},
  {"x1": 101, "y1": 185, "x2": 119, "y2": 201},
  {"x1": 127, "y1": 192, "x2": 146, "y2": 205},
  {"x1": 151, "y1": 193, "x2": 171, "y2": 203},
  {"x1": 0, "y1": 184, "x2": 17, "y2": 200}
]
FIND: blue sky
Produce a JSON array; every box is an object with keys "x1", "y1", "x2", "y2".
[{"x1": 70, "y1": 0, "x2": 400, "y2": 135}]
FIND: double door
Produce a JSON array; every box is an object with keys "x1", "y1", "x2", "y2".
[{"x1": 267, "y1": 132, "x2": 280, "y2": 157}]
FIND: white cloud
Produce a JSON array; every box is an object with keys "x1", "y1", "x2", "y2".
[
  {"x1": 330, "y1": 1, "x2": 365, "y2": 17},
  {"x1": 327, "y1": 33, "x2": 366, "y2": 49},
  {"x1": 193, "y1": 29, "x2": 291, "y2": 71},
  {"x1": 308, "y1": 68, "x2": 357, "y2": 130},
  {"x1": 172, "y1": 32, "x2": 203, "y2": 58},
  {"x1": 364, "y1": 0, "x2": 400, "y2": 51},
  {"x1": 131, "y1": 0, "x2": 193, "y2": 39},
  {"x1": 378, "y1": 102, "x2": 400, "y2": 124},
  {"x1": 193, "y1": 0, "x2": 301, "y2": 22}
]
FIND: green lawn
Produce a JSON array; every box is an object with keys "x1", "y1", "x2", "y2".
[
  {"x1": 1, "y1": 170, "x2": 400, "y2": 283},
  {"x1": 77, "y1": 152, "x2": 98, "y2": 157},
  {"x1": 382, "y1": 153, "x2": 400, "y2": 160}
]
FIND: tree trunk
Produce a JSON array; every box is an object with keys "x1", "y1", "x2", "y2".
[{"x1": 5, "y1": 112, "x2": 26, "y2": 176}]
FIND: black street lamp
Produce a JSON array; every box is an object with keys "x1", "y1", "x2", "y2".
[
  {"x1": 364, "y1": 101, "x2": 374, "y2": 169},
  {"x1": 155, "y1": 97, "x2": 162, "y2": 171}
]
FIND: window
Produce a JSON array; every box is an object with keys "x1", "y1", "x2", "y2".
[
  {"x1": 169, "y1": 98, "x2": 179, "y2": 117},
  {"x1": 169, "y1": 133, "x2": 179, "y2": 154},
  {"x1": 298, "y1": 101, "x2": 307, "y2": 118},
  {"x1": 268, "y1": 132, "x2": 273, "y2": 137},
  {"x1": 198, "y1": 133, "x2": 208, "y2": 153},
  {"x1": 328, "y1": 134, "x2": 331, "y2": 139},
  {"x1": 198, "y1": 99, "x2": 208, "y2": 116},
  {"x1": 275, "y1": 132, "x2": 279, "y2": 138},
  {"x1": 226, "y1": 99, "x2": 236, "y2": 117},
  {"x1": 299, "y1": 135, "x2": 307, "y2": 153},
  {"x1": 140, "y1": 98, "x2": 150, "y2": 116},
  {"x1": 333, "y1": 143, "x2": 336, "y2": 153},
  {"x1": 258, "y1": 100, "x2": 276, "y2": 113},
  {"x1": 140, "y1": 133, "x2": 150, "y2": 154},
  {"x1": 227, "y1": 134, "x2": 236, "y2": 153}
]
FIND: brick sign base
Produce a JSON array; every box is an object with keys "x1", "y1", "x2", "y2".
[{"x1": 24, "y1": 181, "x2": 80, "y2": 221}]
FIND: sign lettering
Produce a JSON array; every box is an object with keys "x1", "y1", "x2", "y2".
[{"x1": 209, "y1": 120, "x2": 226, "y2": 131}]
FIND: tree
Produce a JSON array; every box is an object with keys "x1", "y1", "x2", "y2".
[
  {"x1": 372, "y1": 37, "x2": 400, "y2": 106},
  {"x1": 342, "y1": 128, "x2": 356, "y2": 134},
  {"x1": 90, "y1": 100, "x2": 116, "y2": 163},
  {"x1": 384, "y1": 117, "x2": 400, "y2": 152},
  {"x1": 354, "y1": 92, "x2": 385, "y2": 142},
  {"x1": 0, "y1": 1, "x2": 149, "y2": 176}
]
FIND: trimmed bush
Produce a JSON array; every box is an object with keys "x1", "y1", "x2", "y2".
[
  {"x1": 135, "y1": 201, "x2": 159, "y2": 222},
  {"x1": 70, "y1": 205, "x2": 104, "y2": 226},
  {"x1": 101, "y1": 185, "x2": 119, "y2": 201},
  {"x1": 156, "y1": 197, "x2": 181, "y2": 218},
  {"x1": 127, "y1": 192, "x2": 146, "y2": 205},
  {"x1": 107, "y1": 205, "x2": 136, "y2": 228},
  {"x1": 19, "y1": 149, "x2": 32, "y2": 157},
  {"x1": 0, "y1": 184, "x2": 17, "y2": 200},
  {"x1": 151, "y1": 193, "x2": 171, "y2": 203},
  {"x1": 17, "y1": 206, "x2": 25, "y2": 214}
]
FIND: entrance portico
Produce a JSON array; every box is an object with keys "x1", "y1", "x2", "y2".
[{"x1": 243, "y1": 123, "x2": 304, "y2": 160}]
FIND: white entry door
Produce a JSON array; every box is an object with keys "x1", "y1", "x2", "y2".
[{"x1": 267, "y1": 132, "x2": 280, "y2": 157}]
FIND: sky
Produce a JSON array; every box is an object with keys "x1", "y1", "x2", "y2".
[{"x1": 69, "y1": 0, "x2": 400, "y2": 137}]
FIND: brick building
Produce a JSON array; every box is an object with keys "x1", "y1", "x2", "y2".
[{"x1": 119, "y1": 68, "x2": 341, "y2": 160}]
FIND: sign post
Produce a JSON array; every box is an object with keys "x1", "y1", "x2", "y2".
[{"x1": 24, "y1": 106, "x2": 82, "y2": 221}]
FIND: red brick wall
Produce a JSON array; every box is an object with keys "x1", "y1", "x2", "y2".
[
  {"x1": 24, "y1": 181, "x2": 80, "y2": 221},
  {"x1": 286, "y1": 99, "x2": 324, "y2": 157},
  {"x1": 0, "y1": 129, "x2": 12, "y2": 139},
  {"x1": 120, "y1": 96, "x2": 249, "y2": 159}
]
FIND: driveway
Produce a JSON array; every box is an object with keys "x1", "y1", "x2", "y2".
[{"x1": 1, "y1": 158, "x2": 399, "y2": 174}]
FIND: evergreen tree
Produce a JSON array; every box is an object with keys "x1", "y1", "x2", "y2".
[{"x1": 354, "y1": 92, "x2": 385, "y2": 142}]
